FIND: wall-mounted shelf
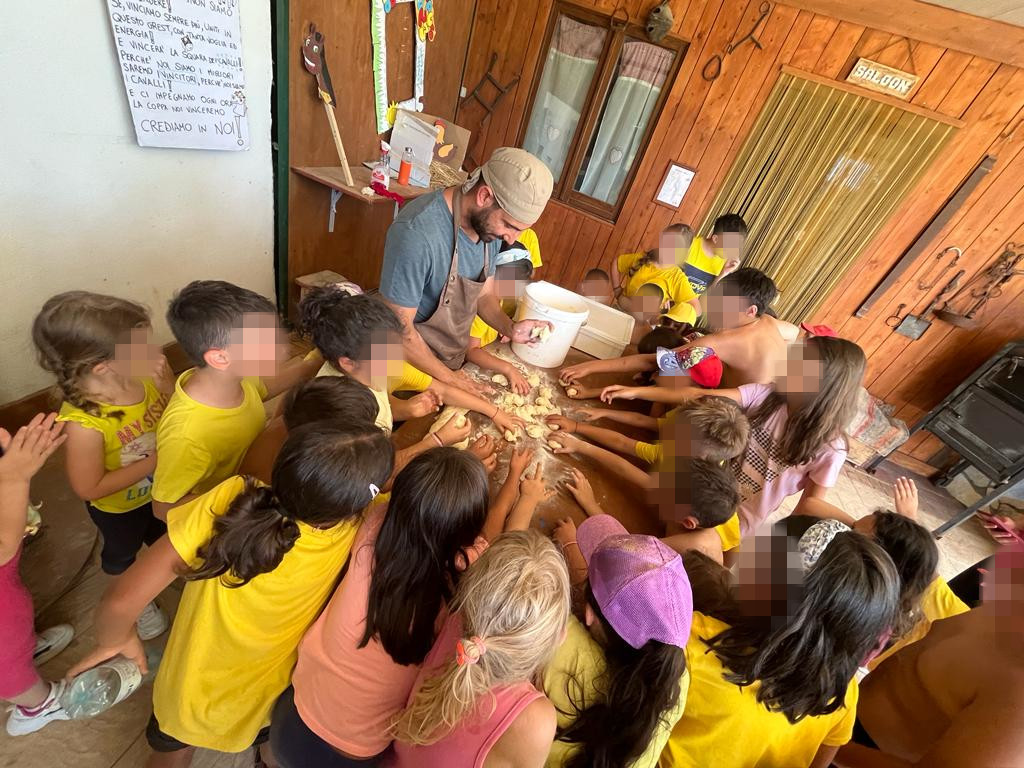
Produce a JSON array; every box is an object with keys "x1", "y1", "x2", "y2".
[{"x1": 291, "y1": 165, "x2": 442, "y2": 231}]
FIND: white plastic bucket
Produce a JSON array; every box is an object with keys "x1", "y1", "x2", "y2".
[{"x1": 512, "y1": 281, "x2": 590, "y2": 368}]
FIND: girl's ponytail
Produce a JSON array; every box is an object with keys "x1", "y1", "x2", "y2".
[
  {"x1": 188, "y1": 481, "x2": 300, "y2": 587},
  {"x1": 188, "y1": 423, "x2": 394, "y2": 587},
  {"x1": 392, "y1": 530, "x2": 570, "y2": 746}
]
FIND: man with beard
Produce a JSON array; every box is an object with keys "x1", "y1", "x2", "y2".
[{"x1": 379, "y1": 148, "x2": 553, "y2": 393}]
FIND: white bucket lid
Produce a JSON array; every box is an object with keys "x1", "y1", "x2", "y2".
[{"x1": 523, "y1": 282, "x2": 589, "y2": 321}]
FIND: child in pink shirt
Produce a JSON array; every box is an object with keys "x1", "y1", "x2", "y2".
[
  {"x1": 1, "y1": 414, "x2": 75, "y2": 737},
  {"x1": 657, "y1": 335, "x2": 865, "y2": 558},
  {"x1": 270, "y1": 446, "x2": 554, "y2": 767},
  {"x1": 388, "y1": 530, "x2": 570, "y2": 768}
]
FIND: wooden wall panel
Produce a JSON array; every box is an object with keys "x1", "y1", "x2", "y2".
[
  {"x1": 285, "y1": 0, "x2": 475, "y2": 313},
  {"x1": 452, "y1": 0, "x2": 1024, "y2": 473}
]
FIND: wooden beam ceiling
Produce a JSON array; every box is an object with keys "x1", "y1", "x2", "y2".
[{"x1": 783, "y1": 0, "x2": 1024, "y2": 68}]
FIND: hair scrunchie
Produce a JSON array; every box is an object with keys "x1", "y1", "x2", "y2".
[{"x1": 455, "y1": 636, "x2": 486, "y2": 666}]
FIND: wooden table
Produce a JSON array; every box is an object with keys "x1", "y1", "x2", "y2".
[{"x1": 393, "y1": 344, "x2": 663, "y2": 536}]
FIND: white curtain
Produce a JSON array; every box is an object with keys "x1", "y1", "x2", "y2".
[
  {"x1": 522, "y1": 16, "x2": 606, "y2": 182},
  {"x1": 577, "y1": 41, "x2": 673, "y2": 203}
]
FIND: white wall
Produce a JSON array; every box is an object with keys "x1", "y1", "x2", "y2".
[{"x1": 0, "y1": 1, "x2": 275, "y2": 403}]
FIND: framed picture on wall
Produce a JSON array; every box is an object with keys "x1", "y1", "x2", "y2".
[{"x1": 654, "y1": 162, "x2": 695, "y2": 209}]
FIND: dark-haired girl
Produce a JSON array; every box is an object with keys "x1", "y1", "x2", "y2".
[
  {"x1": 546, "y1": 515, "x2": 692, "y2": 768},
  {"x1": 300, "y1": 286, "x2": 523, "y2": 436},
  {"x1": 799, "y1": 478, "x2": 969, "y2": 672},
  {"x1": 271, "y1": 446, "x2": 552, "y2": 767},
  {"x1": 68, "y1": 424, "x2": 394, "y2": 767},
  {"x1": 661, "y1": 529, "x2": 900, "y2": 768}
]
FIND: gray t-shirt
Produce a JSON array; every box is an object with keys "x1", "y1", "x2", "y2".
[{"x1": 379, "y1": 190, "x2": 496, "y2": 323}]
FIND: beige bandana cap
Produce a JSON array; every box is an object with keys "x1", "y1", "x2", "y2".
[{"x1": 462, "y1": 147, "x2": 554, "y2": 226}]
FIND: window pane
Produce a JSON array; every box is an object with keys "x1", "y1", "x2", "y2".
[
  {"x1": 522, "y1": 15, "x2": 607, "y2": 183},
  {"x1": 574, "y1": 39, "x2": 674, "y2": 204}
]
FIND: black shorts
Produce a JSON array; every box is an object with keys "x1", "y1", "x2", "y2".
[
  {"x1": 145, "y1": 714, "x2": 270, "y2": 753},
  {"x1": 851, "y1": 717, "x2": 878, "y2": 750},
  {"x1": 86, "y1": 502, "x2": 166, "y2": 575},
  {"x1": 269, "y1": 687, "x2": 382, "y2": 768}
]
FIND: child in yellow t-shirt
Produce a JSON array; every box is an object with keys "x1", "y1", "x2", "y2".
[
  {"x1": 300, "y1": 286, "x2": 523, "y2": 435},
  {"x1": 612, "y1": 223, "x2": 699, "y2": 327},
  {"x1": 466, "y1": 257, "x2": 535, "y2": 393},
  {"x1": 67, "y1": 424, "x2": 394, "y2": 763},
  {"x1": 152, "y1": 281, "x2": 321, "y2": 519},
  {"x1": 33, "y1": 292, "x2": 172, "y2": 582},
  {"x1": 545, "y1": 512, "x2": 692, "y2": 768},
  {"x1": 660, "y1": 533, "x2": 899, "y2": 768},
  {"x1": 681, "y1": 213, "x2": 747, "y2": 296}
]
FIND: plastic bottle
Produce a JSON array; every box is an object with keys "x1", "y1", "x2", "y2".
[
  {"x1": 61, "y1": 656, "x2": 142, "y2": 719},
  {"x1": 371, "y1": 140, "x2": 391, "y2": 189},
  {"x1": 397, "y1": 147, "x2": 414, "y2": 186}
]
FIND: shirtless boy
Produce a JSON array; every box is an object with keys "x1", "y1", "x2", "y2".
[
  {"x1": 560, "y1": 268, "x2": 797, "y2": 401},
  {"x1": 836, "y1": 544, "x2": 1024, "y2": 768}
]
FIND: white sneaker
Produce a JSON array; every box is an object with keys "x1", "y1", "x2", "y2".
[
  {"x1": 33, "y1": 624, "x2": 75, "y2": 667},
  {"x1": 5, "y1": 681, "x2": 70, "y2": 736},
  {"x1": 136, "y1": 601, "x2": 168, "y2": 641}
]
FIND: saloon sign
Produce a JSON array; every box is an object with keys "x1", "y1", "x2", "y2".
[{"x1": 846, "y1": 58, "x2": 919, "y2": 99}]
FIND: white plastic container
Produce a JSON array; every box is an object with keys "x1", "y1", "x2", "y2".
[
  {"x1": 571, "y1": 296, "x2": 636, "y2": 359},
  {"x1": 512, "y1": 281, "x2": 590, "y2": 368}
]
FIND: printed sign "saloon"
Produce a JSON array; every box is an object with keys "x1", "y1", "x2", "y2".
[{"x1": 845, "y1": 58, "x2": 919, "y2": 99}]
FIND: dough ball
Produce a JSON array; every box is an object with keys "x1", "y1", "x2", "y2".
[
  {"x1": 549, "y1": 423, "x2": 561, "y2": 430},
  {"x1": 531, "y1": 325, "x2": 553, "y2": 342},
  {"x1": 428, "y1": 407, "x2": 471, "y2": 450},
  {"x1": 511, "y1": 394, "x2": 525, "y2": 407},
  {"x1": 491, "y1": 374, "x2": 509, "y2": 386},
  {"x1": 504, "y1": 429, "x2": 519, "y2": 443},
  {"x1": 527, "y1": 373, "x2": 541, "y2": 388},
  {"x1": 567, "y1": 387, "x2": 579, "y2": 397},
  {"x1": 526, "y1": 425, "x2": 544, "y2": 439},
  {"x1": 547, "y1": 439, "x2": 563, "y2": 450},
  {"x1": 535, "y1": 397, "x2": 552, "y2": 409},
  {"x1": 538, "y1": 386, "x2": 554, "y2": 400}
]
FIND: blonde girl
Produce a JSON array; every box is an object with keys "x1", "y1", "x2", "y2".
[
  {"x1": 390, "y1": 529, "x2": 571, "y2": 768},
  {"x1": 33, "y1": 292, "x2": 173, "y2": 635}
]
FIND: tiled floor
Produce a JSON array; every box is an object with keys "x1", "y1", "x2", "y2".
[{"x1": 0, "y1": 453, "x2": 997, "y2": 768}]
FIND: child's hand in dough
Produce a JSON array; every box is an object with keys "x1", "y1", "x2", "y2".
[
  {"x1": 492, "y1": 409, "x2": 525, "y2": 435},
  {"x1": 509, "y1": 444, "x2": 534, "y2": 475},
  {"x1": 519, "y1": 462, "x2": 556, "y2": 503},
  {"x1": 507, "y1": 369, "x2": 531, "y2": 395},
  {"x1": 565, "y1": 468, "x2": 597, "y2": 511},
  {"x1": 468, "y1": 435, "x2": 498, "y2": 473},
  {"x1": 409, "y1": 390, "x2": 443, "y2": 418},
  {"x1": 545, "y1": 415, "x2": 577, "y2": 433},
  {"x1": 436, "y1": 414, "x2": 471, "y2": 446}
]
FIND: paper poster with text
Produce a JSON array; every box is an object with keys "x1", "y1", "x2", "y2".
[{"x1": 106, "y1": 0, "x2": 249, "y2": 150}]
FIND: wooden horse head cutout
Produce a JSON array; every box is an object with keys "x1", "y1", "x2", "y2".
[{"x1": 302, "y1": 23, "x2": 337, "y2": 106}]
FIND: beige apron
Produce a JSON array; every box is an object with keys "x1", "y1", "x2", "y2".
[{"x1": 415, "y1": 190, "x2": 491, "y2": 369}]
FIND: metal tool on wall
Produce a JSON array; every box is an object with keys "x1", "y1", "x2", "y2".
[
  {"x1": 917, "y1": 246, "x2": 961, "y2": 290},
  {"x1": 933, "y1": 244, "x2": 1024, "y2": 327},
  {"x1": 892, "y1": 269, "x2": 965, "y2": 339}
]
